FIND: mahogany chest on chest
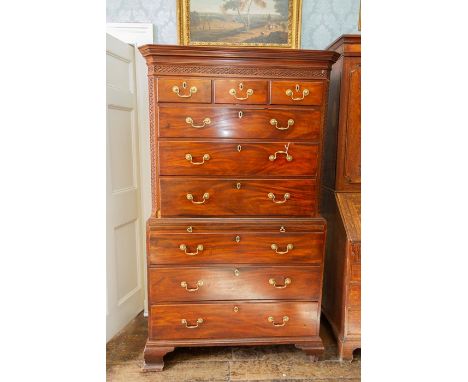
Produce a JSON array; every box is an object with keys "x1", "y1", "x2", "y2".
[
  {"x1": 139, "y1": 44, "x2": 339, "y2": 370},
  {"x1": 320, "y1": 35, "x2": 361, "y2": 360}
]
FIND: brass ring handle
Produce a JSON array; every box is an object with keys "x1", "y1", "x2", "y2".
[
  {"x1": 268, "y1": 316, "x2": 289, "y2": 327},
  {"x1": 271, "y1": 243, "x2": 294, "y2": 254},
  {"x1": 285, "y1": 88, "x2": 310, "y2": 101},
  {"x1": 181, "y1": 318, "x2": 203, "y2": 328},
  {"x1": 180, "y1": 280, "x2": 203, "y2": 292},
  {"x1": 185, "y1": 153, "x2": 210, "y2": 165},
  {"x1": 229, "y1": 88, "x2": 254, "y2": 100},
  {"x1": 270, "y1": 118, "x2": 294, "y2": 130},
  {"x1": 187, "y1": 193, "x2": 210, "y2": 204},
  {"x1": 172, "y1": 81, "x2": 198, "y2": 98},
  {"x1": 179, "y1": 244, "x2": 204, "y2": 256},
  {"x1": 185, "y1": 117, "x2": 211, "y2": 128},
  {"x1": 269, "y1": 277, "x2": 292, "y2": 289},
  {"x1": 268, "y1": 192, "x2": 290, "y2": 204},
  {"x1": 269, "y1": 143, "x2": 293, "y2": 162}
]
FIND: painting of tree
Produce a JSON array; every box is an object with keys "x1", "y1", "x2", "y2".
[{"x1": 178, "y1": 0, "x2": 301, "y2": 48}]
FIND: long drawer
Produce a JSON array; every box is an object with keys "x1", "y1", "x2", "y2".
[
  {"x1": 158, "y1": 106, "x2": 322, "y2": 140},
  {"x1": 159, "y1": 141, "x2": 318, "y2": 176},
  {"x1": 149, "y1": 266, "x2": 321, "y2": 303},
  {"x1": 159, "y1": 178, "x2": 317, "y2": 217},
  {"x1": 148, "y1": 232, "x2": 324, "y2": 265},
  {"x1": 149, "y1": 301, "x2": 319, "y2": 340}
]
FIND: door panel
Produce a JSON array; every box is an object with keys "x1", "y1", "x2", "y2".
[{"x1": 106, "y1": 34, "x2": 144, "y2": 341}]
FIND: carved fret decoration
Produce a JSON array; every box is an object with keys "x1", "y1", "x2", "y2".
[
  {"x1": 149, "y1": 64, "x2": 328, "y2": 79},
  {"x1": 147, "y1": 76, "x2": 157, "y2": 215}
]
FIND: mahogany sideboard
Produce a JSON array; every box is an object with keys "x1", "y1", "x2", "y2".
[
  {"x1": 320, "y1": 34, "x2": 361, "y2": 360},
  {"x1": 139, "y1": 44, "x2": 339, "y2": 371}
]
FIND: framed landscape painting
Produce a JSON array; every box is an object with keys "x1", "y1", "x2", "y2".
[{"x1": 177, "y1": 0, "x2": 302, "y2": 48}]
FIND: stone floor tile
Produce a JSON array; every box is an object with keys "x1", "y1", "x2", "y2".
[
  {"x1": 229, "y1": 359, "x2": 360, "y2": 381},
  {"x1": 107, "y1": 360, "x2": 229, "y2": 382}
]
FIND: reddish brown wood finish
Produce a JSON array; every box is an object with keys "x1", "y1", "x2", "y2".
[
  {"x1": 159, "y1": 178, "x2": 317, "y2": 217},
  {"x1": 322, "y1": 35, "x2": 361, "y2": 192},
  {"x1": 270, "y1": 81, "x2": 324, "y2": 105},
  {"x1": 159, "y1": 141, "x2": 319, "y2": 176},
  {"x1": 139, "y1": 44, "x2": 339, "y2": 370},
  {"x1": 320, "y1": 35, "x2": 361, "y2": 361},
  {"x1": 157, "y1": 106, "x2": 322, "y2": 140},
  {"x1": 157, "y1": 78, "x2": 212, "y2": 103},
  {"x1": 149, "y1": 302, "x2": 319, "y2": 340},
  {"x1": 214, "y1": 79, "x2": 268, "y2": 104},
  {"x1": 148, "y1": 232, "x2": 324, "y2": 265},
  {"x1": 149, "y1": 266, "x2": 322, "y2": 303}
]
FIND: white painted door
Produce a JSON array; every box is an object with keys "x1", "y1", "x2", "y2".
[{"x1": 106, "y1": 33, "x2": 145, "y2": 341}]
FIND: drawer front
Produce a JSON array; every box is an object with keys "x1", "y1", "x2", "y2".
[
  {"x1": 271, "y1": 81, "x2": 324, "y2": 105},
  {"x1": 159, "y1": 178, "x2": 317, "y2": 217},
  {"x1": 214, "y1": 79, "x2": 268, "y2": 104},
  {"x1": 158, "y1": 106, "x2": 322, "y2": 140},
  {"x1": 150, "y1": 301, "x2": 319, "y2": 340},
  {"x1": 148, "y1": 232, "x2": 324, "y2": 265},
  {"x1": 157, "y1": 78, "x2": 212, "y2": 103},
  {"x1": 348, "y1": 283, "x2": 361, "y2": 308},
  {"x1": 159, "y1": 141, "x2": 318, "y2": 176},
  {"x1": 149, "y1": 266, "x2": 321, "y2": 303}
]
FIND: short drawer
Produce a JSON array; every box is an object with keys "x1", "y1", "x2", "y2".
[
  {"x1": 159, "y1": 178, "x2": 317, "y2": 217},
  {"x1": 159, "y1": 141, "x2": 319, "y2": 176},
  {"x1": 158, "y1": 106, "x2": 322, "y2": 140},
  {"x1": 149, "y1": 301, "x2": 319, "y2": 340},
  {"x1": 271, "y1": 81, "x2": 324, "y2": 105},
  {"x1": 214, "y1": 79, "x2": 268, "y2": 104},
  {"x1": 157, "y1": 78, "x2": 212, "y2": 103},
  {"x1": 148, "y1": 232, "x2": 324, "y2": 265},
  {"x1": 149, "y1": 266, "x2": 321, "y2": 303}
]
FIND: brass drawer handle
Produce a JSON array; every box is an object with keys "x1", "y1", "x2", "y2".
[
  {"x1": 269, "y1": 143, "x2": 293, "y2": 161},
  {"x1": 172, "y1": 81, "x2": 197, "y2": 98},
  {"x1": 268, "y1": 315, "x2": 289, "y2": 327},
  {"x1": 187, "y1": 193, "x2": 210, "y2": 204},
  {"x1": 179, "y1": 244, "x2": 204, "y2": 256},
  {"x1": 180, "y1": 280, "x2": 203, "y2": 292},
  {"x1": 270, "y1": 118, "x2": 294, "y2": 130},
  {"x1": 185, "y1": 153, "x2": 210, "y2": 165},
  {"x1": 268, "y1": 192, "x2": 290, "y2": 204},
  {"x1": 185, "y1": 117, "x2": 211, "y2": 128},
  {"x1": 229, "y1": 83, "x2": 253, "y2": 100},
  {"x1": 181, "y1": 318, "x2": 203, "y2": 328},
  {"x1": 285, "y1": 84, "x2": 310, "y2": 101},
  {"x1": 269, "y1": 277, "x2": 291, "y2": 289},
  {"x1": 271, "y1": 243, "x2": 293, "y2": 254}
]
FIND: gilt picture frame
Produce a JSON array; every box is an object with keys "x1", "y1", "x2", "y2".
[{"x1": 177, "y1": 0, "x2": 302, "y2": 49}]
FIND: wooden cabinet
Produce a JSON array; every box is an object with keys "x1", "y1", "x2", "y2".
[
  {"x1": 140, "y1": 45, "x2": 339, "y2": 371},
  {"x1": 320, "y1": 35, "x2": 361, "y2": 361}
]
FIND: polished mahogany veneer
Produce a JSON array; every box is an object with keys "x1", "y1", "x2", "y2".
[
  {"x1": 139, "y1": 44, "x2": 339, "y2": 371},
  {"x1": 320, "y1": 35, "x2": 361, "y2": 361}
]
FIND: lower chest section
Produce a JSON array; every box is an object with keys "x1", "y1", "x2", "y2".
[{"x1": 147, "y1": 218, "x2": 326, "y2": 341}]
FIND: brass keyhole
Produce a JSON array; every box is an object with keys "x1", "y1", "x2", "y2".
[
  {"x1": 233, "y1": 306, "x2": 239, "y2": 312},
  {"x1": 236, "y1": 182, "x2": 241, "y2": 190},
  {"x1": 237, "y1": 145, "x2": 242, "y2": 152},
  {"x1": 187, "y1": 226, "x2": 193, "y2": 233},
  {"x1": 235, "y1": 235, "x2": 241, "y2": 243},
  {"x1": 238, "y1": 111, "x2": 243, "y2": 119},
  {"x1": 234, "y1": 269, "x2": 240, "y2": 276}
]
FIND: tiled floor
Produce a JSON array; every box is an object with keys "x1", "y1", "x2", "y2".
[{"x1": 107, "y1": 312, "x2": 360, "y2": 381}]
